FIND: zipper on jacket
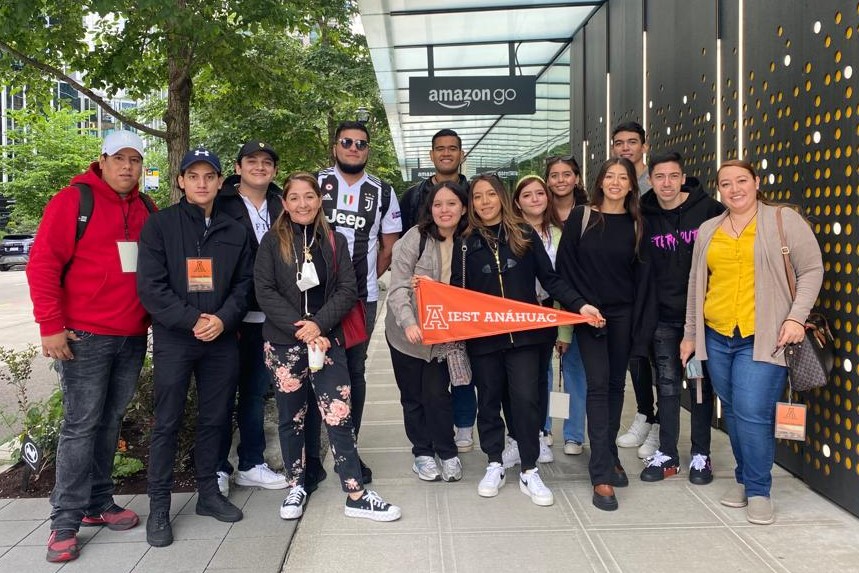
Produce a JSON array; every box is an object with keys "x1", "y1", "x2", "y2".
[{"x1": 490, "y1": 242, "x2": 515, "y2": 344}]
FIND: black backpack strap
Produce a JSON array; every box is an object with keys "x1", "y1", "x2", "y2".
[
  {"x1": 73, "y1": 183, "x2": 94, "y2": 242},
  {"x1": 138, "y1": 192, "x2": 157, "y2": 214},
  {"x1": 418, "y1": 233, "x2": 428, "y2": 259}
]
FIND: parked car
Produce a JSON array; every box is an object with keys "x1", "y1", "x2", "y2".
[{"x1": 0, "y1": 234, "x2": 35, "y2": 271}]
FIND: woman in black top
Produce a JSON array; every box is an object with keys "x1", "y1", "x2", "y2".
[
  {"x1": 451, "y1": 173, "x2": 601, "y2": 507},
  {"x1": 555, "y1": 158, "x2": 655, "y2": 512},
  {"x1": 254, "y1": 172, "x2": 400, "y2": 522}
]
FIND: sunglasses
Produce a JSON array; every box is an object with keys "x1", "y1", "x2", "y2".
[
  {"x1": 545, "y1": 154, "x2": 575, "y2": 165},
  {"x1": 338, "y1": 138, "x2": 369, "y2": 151}
]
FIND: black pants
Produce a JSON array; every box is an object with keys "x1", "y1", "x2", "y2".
[
  {"x1": 576, "y1": 305, "x2": 632, "y2": 485},
  {"x1": 148, "y1": 326, "x2": 238, "y2": 507},
  {"x1": 305, "y1": 301, "x2": 377, "y2": 460},
  {"x1": 651, "y1": 321, "x2": 714, "y2": 459},
  {"x1": 629, "y1": 355, "x2": 656, "y2": 423},
  {"x1": 501, "y1": 340, "x2": 553, "y2": 441},
  {"x1": 471, "y1": 345, "x2": 542, "y2": 470},
  {"x1": 267, "y1": 343, "x2": 362, "y2": 492},
  {"x1": 387, "y1": 340, "x2": 457, "y2": 460}
]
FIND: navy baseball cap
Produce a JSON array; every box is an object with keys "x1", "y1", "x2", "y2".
[
  {"x1": 180, "y1": 147, "x2": 222, "y2": 174},
  {"x1": 236, "y1": 140, "x2": 279, "y2": 164}
]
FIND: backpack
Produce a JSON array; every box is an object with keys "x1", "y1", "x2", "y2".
[{"x1": 74, "y1": 183, "x2": 157, "y2": 241}]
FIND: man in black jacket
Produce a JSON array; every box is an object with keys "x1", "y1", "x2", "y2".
[
  {"x1": 399, "y1": 128, "x2": 468, "y2": 235},
  {"x1": 138, "y1": 148, "x2": 253, "y2": 548},
  {"x1": 214, "y1": 141, "x2": 288, "y2": 495},
  {"x1": 639, "y1": 151, "x2": 725, "y2": 485}
]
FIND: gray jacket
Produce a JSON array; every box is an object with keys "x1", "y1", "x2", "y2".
[{"x1": 385, "y1": 226, "x2": 448, "y2": 361}]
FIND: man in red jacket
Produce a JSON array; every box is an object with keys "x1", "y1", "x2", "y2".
[{"x1": 26, "y1": 131, "x2": 153, "y2": 563}]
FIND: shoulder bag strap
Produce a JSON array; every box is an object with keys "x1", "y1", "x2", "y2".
[
  {"x1": 460, "y1": 241, "x2": 467, "y2": 288},
  {"x1": 580, "y1": 205, "x2": 591, "y2": 239},
  {"x1": 775, "y1": 207, "x2": 797, "y2": 301}
]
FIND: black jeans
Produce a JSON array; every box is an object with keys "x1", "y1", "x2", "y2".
[
  {"x1": 305, "y1": 301, "x2": 377, "y2": 460},
  {"x1": 148, "y1": 326, "x2": 238, "y2": 507},
  {"x1": 576, "y1": 305, "x2": 633, "y2": 485},
  {"x1": 651, "y1": 321, "x2": 714, "y2": 459},
  {"x1": 471, "y1": 345, "x2": 542, "y2": 470},
  {"x1": 501, "y1": 340, "x2": 553, "y2": 441},
  {"x1": 219, "y1": 322, "x2": 270, "y2": 474},
  {"x1": 268, "y1": 342, "x2": 362, "y2": 492},
  {"x1": 387, "y1": 341, "x2": 457, "y2": 460},
  {"x1": 628, "y1": 355, "x2": 656, "y2": 423}
]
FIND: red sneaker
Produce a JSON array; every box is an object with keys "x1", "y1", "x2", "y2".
[
  {"x1": 81, "y1": 504, "x2": 140, "y2": 531},
  {"x1": 46, "y1": 529, "x2": 79, "y2": 563}
]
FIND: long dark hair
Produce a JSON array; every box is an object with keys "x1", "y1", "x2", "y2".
[
  {"x1": 544, "y1": 155, "x2": 588, "y2": 206},
  {"x1": 466, "y1": 173, "x2": 530, "y2": 257},
  {"x1": 590, "y1": 158, "x2": 644, "y2": 254},
  {"x1": 417, "y1": 181, "x2": 469, "y2": 241},
  {"x1": 512, "y1": 175, "x2": 562, "y2": 237},
  {"x1": 272, "y1": 172, "x2": 331, "y2": 263}
]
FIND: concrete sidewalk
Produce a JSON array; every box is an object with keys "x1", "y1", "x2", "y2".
[{"x1": 1, "y1": 297, "x2": 859, "y2": 572}]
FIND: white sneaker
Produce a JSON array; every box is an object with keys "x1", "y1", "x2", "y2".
[
  {"x1": 537, "y1": 434, "x2": 554, "y2": 463},
  {"x1": 412, "y1": 456, "x2": 441, "y2": 481},
  {"x1": 563, "y1": 440, "x2": 584, "y2": 455},
  {"x1": 454, "y1": 427, "x2": 474, "y2": 452},
  {"x1": 216, "y1": 471, "x2": 230, "y2": 497},
  {"x1": 616, "y1": 413, "x2": 652, "y2": 448},
  {"x1": 502, "y1": 437, "x2": 521, "y2": 469},
  {"x1": 637, "y1": 424, "x2": 660, "y2": 459},
  {"x1": 235, "y1": 463, "x2": 288, "y2": 489},
  {"x1": 440, "y1": 456, "x2": 463, "y2": 482},
  {"x1": 279, "y1": 486, "x2": 307, "y2": 520},
  {"x1": 541, "y1": 430, "x2": 554, "y2": 447},
  {"x1": 477, "y1": 462, "x2": 506, "y2": 497},
  {"x1": 519, "y1": 468, "x2": 554, "y2": 506}
]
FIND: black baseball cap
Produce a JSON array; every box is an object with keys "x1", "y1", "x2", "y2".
[
  {"x1": 180, "y1": 147, "x2": 222, "y2": 174},
  {"x1": 236, "y1": 140, "x2": 279, "y2": 164}
]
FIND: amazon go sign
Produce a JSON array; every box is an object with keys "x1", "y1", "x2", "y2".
[{"x1": 409, "y1": 76, "x2": 537, "y2": 116}]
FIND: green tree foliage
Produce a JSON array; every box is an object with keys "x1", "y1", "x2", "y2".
[{"x1": 0, "y1": 106, "x2": 101, "y2": 228}]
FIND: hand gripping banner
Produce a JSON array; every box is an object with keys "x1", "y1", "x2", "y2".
[{"x1": 415, "y1": 278, "x2": 593, "y2": 344}]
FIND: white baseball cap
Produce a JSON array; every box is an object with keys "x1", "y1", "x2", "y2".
[{"x1": 101, "y1": 130, "x2": 145, "y2": 157}]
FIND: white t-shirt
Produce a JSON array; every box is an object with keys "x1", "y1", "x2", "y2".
[
  {"x1": 318, "y1": 166, "x2": 401, "y2": 302},
  {"x1": 240, "y1": 193, "x2": 270, "y2": 324}
]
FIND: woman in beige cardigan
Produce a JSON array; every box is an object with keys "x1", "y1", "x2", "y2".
[{"x1": 680, "y1": 159, "x2": 823, "y2": 525}]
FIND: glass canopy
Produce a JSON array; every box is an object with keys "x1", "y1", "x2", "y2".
[{"x1": 358, "y1": 1, "x2": 605, "y2": 179}]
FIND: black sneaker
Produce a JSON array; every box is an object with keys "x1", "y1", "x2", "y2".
[
  {"x1": 196, "y1": 493, "x2": 243, "y2": 522},
  {"x1": 640, "y1": 451, "x2": 681, "y2": 482},
  {"x1": 360, "y1": 458, "x2": 373, "y2": 485},
  {"x1": 344, "y1": 490, "x2": 401, "y2": 522},
  {"x1": 305, "y1": 457, "x2": 327, "y2": 494},
  {"x1": 146, "y1": 510, "x2": 173, "y2": 547},
  {"x1": 279, "y1": 486, "x2": 307, "y2": 520},
  {"x1": 689, "y1": 454, "x2": 714, "y2": 485}
]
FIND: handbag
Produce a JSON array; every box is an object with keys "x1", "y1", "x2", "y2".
[
  {"x1": 328, "y1": 231, "x2": 369, "y2": 349},
  {"x1": 776, "y1": 208, "x2": 834, "y2": 392},
  {"x1": 441, "y1": 241, "x2": 472, "y2": 386}
]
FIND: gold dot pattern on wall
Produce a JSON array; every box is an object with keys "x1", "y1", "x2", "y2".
[{"x1": 760, "y1": 8, "x2": 859, "y2": 482}]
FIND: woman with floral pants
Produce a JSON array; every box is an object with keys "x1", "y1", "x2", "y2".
[{"x1": 254, "y1": 172, "x2": 401, "y2": 522}]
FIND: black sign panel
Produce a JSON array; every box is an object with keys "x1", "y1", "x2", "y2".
[
  {"x1": 410, "y1": 76, "x2": 537, "y2": 116},
  {"x1": 411, "y1": 168, "x2": 435, "y2": 181},
  {"x1": 21, "y1": 434, "x2": 41, "y2": 472}
]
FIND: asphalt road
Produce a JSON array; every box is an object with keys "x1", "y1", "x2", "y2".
[{"x1": 0, "y1": 268, "x2": 59, "y2": 442}]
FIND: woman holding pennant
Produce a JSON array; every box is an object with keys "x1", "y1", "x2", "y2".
[
  {"x1": 386, "y1": 181, "x2": 469, "y2": 483},
  {"x1": 555, "y1": 158, "x2": 656, "y2": 512},
  {"x1": 451, "y1": 173, "x2": 601, "y2": 507}
]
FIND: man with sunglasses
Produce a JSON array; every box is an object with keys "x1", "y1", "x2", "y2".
[
  {"x1": 316, "y1": 121, "x2": 402, "y2": 486},
  {"x1": 399, "y1": 129, "x2": 468, "y2": 234}
]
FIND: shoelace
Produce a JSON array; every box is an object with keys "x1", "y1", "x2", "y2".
[
  {"x1": 690, "y1": 454, "x2": 709, "y2": 471},
  {"x1": 362, "y1": 490, "x2": 387, "y2": 509},
  {"x1": 152, "y1": 510, "x2": 170, "y2": 528},
  {"x1": 523, "y1": 470, "x2": 547, "y2": 491},
  {"x1": 645, "y1": 451, "x2": 672, "y2": 467},
  {"x1": 285, "y1": 487, "x2": 305, "y2": 505},
  {"x1": 484, "y1": 464, "x2": 503, "y2": 479}
]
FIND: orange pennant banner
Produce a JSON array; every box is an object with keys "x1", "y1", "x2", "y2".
[{"x1": 415, "y1": 278, "x2": 593, "y2": 344}]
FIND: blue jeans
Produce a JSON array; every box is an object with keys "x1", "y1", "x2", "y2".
[
  {"x1": 560, "y1": 333, "x2": 587, "y2": 443},
  {"x1": 50, "y1": 331, "x2": 146, "y2": 531},
  {"x1": 220, "y1": 322, "x2": 270, "y2": 473},
  {"x1": 704, "y1": 327, "x2": 786, "y2": 497}
]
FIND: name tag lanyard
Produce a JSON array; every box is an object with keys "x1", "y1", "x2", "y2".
[{"x1": 293, "y1": 226, "x2": 317, "y2": 317}]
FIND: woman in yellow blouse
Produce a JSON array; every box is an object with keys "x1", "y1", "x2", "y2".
[{"x1": 680, "y1": 160, "x2": 823, "y2": 525}]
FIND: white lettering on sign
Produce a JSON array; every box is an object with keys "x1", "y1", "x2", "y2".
[
  {"x1": 326, "y1": 210, "x2": 367, "y2": 229},
  {"x1": 428, "y1": 88, "x2": 519, "y2": 110},
  {"x1": 482, "y1": 311, "x2": 557, "y2": 323},
  {"x1": 422, "y1": 305, "x2": 449, "y2": 330}
]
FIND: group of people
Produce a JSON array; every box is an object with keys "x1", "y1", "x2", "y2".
[{"x1": 26, "y1": 117, "x2": 823, "y2": 564}]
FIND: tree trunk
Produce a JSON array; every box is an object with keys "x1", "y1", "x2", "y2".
[{"x1": 164, "y1": 44, "x2": 192, "y2": 204}]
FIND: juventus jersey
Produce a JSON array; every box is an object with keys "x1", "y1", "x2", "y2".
[{"x1": 318, "y1": 166, "x2": 401, "y2": 302}]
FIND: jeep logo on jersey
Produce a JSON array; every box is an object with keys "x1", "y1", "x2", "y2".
[
  {"x1": 409, "y1": 76, "x2": 537, "y2": 116},
  {"x1": 327, "y1": 209, "x2": 368, "y2": 230}
]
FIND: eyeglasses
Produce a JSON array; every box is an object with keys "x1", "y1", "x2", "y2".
[
  {"x1": 545, "y1": 154, "x2": 576, "y2": 166},
  {"x1": 338, "y1": 138, "x2": 369, "y2": 151}
]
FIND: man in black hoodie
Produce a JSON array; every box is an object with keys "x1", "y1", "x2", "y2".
[
  {"x1": 214, "y1": 141, "x2": 290, "y2": 495},
  {"x1": 639, "y1": 151, "x2": 725, "y2": 485}
]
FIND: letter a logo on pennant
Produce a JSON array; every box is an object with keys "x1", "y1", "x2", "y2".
[{"x1": 422, "y1": 305, "x2": 449, "y2": 330}]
